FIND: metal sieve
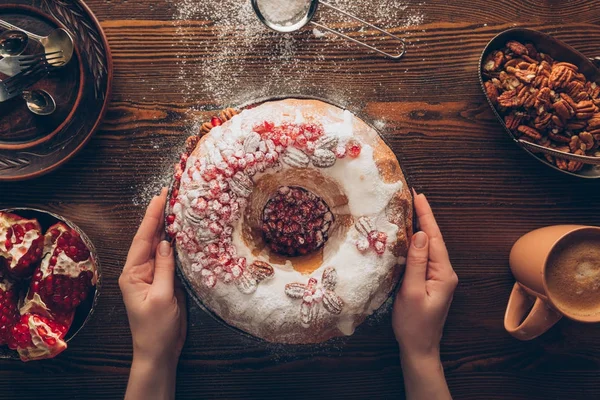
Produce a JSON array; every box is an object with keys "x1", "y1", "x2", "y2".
[{"x1": 251, "y1": 0, "x2": 406, "y2": 59}]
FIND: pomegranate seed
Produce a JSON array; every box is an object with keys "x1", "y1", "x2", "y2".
[
  {"x1": 295, "y1": 135, "x2": 307, "y2": 147},
  {"x1": 261, "y1": 186, "x2": 333, "y2": 257},
  {"x1": 334, "y1": 145, "x2": 347, "y2": 158},
  {"x1": 211, "y1": 116, "x2": 222, "y2": 127},
  {"x1": 244, "y1": 153, "x2": 256, "y2": 165},
  {"x1": 347, "y1": 141, "x2": 362, "y2": 158}
]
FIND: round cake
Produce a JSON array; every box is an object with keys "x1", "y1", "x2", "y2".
[{"x1": 166, "y1": 98, "x2": 412, "y2": 344}]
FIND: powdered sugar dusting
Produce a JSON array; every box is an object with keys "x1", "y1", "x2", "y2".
[{"x1": 172, "y1": 0, "x2": 425, "y2": 108}]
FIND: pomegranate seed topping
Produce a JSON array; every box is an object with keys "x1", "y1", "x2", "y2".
[
  {"x1": 244, "y1": 153, "x2": 256, "y2": 165},
  {"x1": 166, "y1": 214, "x2": 176, "y2": 225},
  {"x1": 180, "y1": 153, "x2": 189, "y2": 169},
  {"x1": 203, "y1": 165, "x2": 218, "y2": 180},
  {"x1": 227, "y1": 157, "x2": 238, "y2": 169},
  {"x1": 261, "y1": 186, "x2": 334, "y2": 257},
  {"x1": 374, "y1": 241, "x2": 385, "y2": 255},
  {"x1": 223, "y1": 167, "x2": 234, "y2": 177},
  {"x1": 207, "y1": 243, "x2": 219, "y2": 255},
  {"x1": 334, "y1": 145, "x2": 347, "y2": 158},
  {"x1": 209, "y1": 222, "x2": 223, "y2": 235},
  {"x1": 254, "y1": 151, "x2": 265, "y2": 162},
  {"x1": 347, "y1": 140, "x2": 362, "y2": 158},
  {"x1": 195, "y1": 198, "x2": 208, "y2": 212},
  {"x1": 295, "y1": 135, "x2": 308, "y2": 147},
  {"x1": 367, "y1": 231, "x2": 379, "y2": 244},
  {"x1": 211, "y1": 116, "x2": 222, "y2": 127}
]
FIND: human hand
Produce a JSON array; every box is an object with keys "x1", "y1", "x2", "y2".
[
  {"x1": 393, "y1": 190, "x2": 458, "y2": 364},
  {"x1": 119, "y1": 188, "x2": 187, "y2": 366}
]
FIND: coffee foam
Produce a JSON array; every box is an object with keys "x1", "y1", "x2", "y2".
[{"x1": 546, "y1": 230, "x2": 600, "y2": 318}]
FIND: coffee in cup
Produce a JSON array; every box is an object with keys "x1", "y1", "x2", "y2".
[
  {"x1": 545, "y1": 229, "x2": 600, "y2": 318},
  {"x1": 505, "y1": 225, "x2": 600, "y2": 340}
]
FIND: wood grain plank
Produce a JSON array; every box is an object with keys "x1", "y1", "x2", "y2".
[{"x1": 2, "y1": 0, "x2": 600, "y2": 398}]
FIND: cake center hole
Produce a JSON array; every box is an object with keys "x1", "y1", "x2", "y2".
[{"x1": 261, "y1": 186, "x2": 334, "y2": 257}]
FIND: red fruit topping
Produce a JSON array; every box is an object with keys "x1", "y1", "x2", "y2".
[
  {"x1": 347, "y1": 140, "x2": 362, "y2": 158},
  {"x1": 0, "y1": 272, "x2": 19, "y2": 345},
  {"x1": 7, "y1": 313, "x2": 72, "y2": 362},
  {"x1": 261, "y1": 186, "x2": 334, "y2": 257},
  {"x1": 295, "y1": 134, "x2": 308, "y2": 147},
  {"x1": 0, "y1": 212, "x2": 44, "y2": 277},
  {"x1": 334, "y1": 145, "x2": 347, "y2": 158},
  {"x1": 180, "y1": 153, "x2": 189, "y2": 169},
  {"x1": 254, "y1": 121, "x2": 275, "y2": 134},
  {"x1": 26, "y1": 222, "x2": 96, "y2": 312},
  {"x1": 211, "y1": 116, "x2": 222, "y2": 127},
  {"x1": 166, "y1": 214, "x2": 176, "y2": 225}
]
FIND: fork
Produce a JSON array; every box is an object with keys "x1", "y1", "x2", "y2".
[
  {"x1": 0, "y1": 62, "x2": 51, "y2": 102},
  {"x1": 0, "y1": 50, "x2": 63, "y2": 76}
]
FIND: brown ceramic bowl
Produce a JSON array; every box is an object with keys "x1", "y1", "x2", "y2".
[
  {"x1": 0, "y1": 0, "x2": 112, "y2": 181},
  {"x1": 0, "y1": 208, "x2": 101, "y2": 360},
  {"x1": 479, "y1": 28, "x2": 600, "y2": 179}
]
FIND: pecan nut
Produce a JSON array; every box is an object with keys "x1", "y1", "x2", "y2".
[
  {"x1": 517, "y1": 125, "x2": 542, "y2": 140},
  {"x1": 506, "y1": 41, "x2": 529, "y2": 56}
]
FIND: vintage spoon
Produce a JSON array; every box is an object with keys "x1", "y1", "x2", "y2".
[
  {"x1": 0, "y1": 19, "x2": 73, "y2": 66},
  {"x1": 22, "y1": 89, "x2": 56, "y2": 116},
  {"x1": 0, "y1": 30, "x2": 28, "y2": 57}
]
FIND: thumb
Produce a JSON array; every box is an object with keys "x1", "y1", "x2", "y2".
[
  {"x1": 402, "y1": 231, "x2": 429, "y2": 291},
  {"x1": 151, "y1": 240, "x2": 175, "y2": 297}
]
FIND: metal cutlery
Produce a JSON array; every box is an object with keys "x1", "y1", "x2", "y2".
[
  {"x1": 0, "y1": 19, "x2": 74, "y2": 66},
  {"x1": 0, "y1": 29, "x2": 28, "y2": 57},
  {"x1": 22, "y1": 89, "x2": 56, "y2": 116},
  {"x1": 0, "y1": 62, "x2": 51, "y2": 103},
  {"x1": 0, "y1": 50, "x2": 63, "y2": 76}
]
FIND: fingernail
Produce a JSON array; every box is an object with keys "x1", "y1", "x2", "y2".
[
  {"x1": 413, "y1": 231, "x2": 428, "y2": 249},
  {"x1": 411, "y1": 187, "x2": 418, "y2": 197},
  {"x1": 158, "y1": 240, "x2": 171, "y2": 256}
]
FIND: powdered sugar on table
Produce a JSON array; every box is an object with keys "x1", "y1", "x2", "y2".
[{"x1": 171, "y1": 0, "x2": 425, "y2": 108}]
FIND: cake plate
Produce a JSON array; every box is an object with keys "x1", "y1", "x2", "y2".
[{"x1": 168, "y1": 95, "x2": 414, "y2": 345}]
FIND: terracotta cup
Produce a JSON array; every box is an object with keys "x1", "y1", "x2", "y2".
[{"x1": 504, "y1": 225, "x2": 600, "y2": 340}]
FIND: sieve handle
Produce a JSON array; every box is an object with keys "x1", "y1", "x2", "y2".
[{"x1": 312, "y1": 1, "x2": 406, "y2": 60}]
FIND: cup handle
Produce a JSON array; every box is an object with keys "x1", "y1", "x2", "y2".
[{"x1": 504, "y1": 282, "x2": 563, "y2": 340}]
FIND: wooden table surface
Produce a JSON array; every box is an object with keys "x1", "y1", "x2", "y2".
[{"x1": 2, "y1": 0, "x2": 600, "y2": 398}]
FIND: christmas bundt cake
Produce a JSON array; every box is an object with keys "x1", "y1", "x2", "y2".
[{"x1": 167, "y1": 98, "x2": 412, "y2": 344}]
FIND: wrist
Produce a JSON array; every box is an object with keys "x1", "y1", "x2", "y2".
[
  {"x1": 132, "y1": 344, "x2": 181, "y2": 369},
  {"x1": 127, "y1": 355, "x2": 178, "y2": 400},
  {"x1": 400, "y1": 350, "x2": 442, "y2": 376}
]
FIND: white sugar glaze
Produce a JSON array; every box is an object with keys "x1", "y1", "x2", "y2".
[{"x1": 174, "y1": 99, "x2": 407, "y2": 343}]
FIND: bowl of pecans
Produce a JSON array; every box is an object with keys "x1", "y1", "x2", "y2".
[{"x1": 480, "y1": 28, "x2": 600, "y2": 178}]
